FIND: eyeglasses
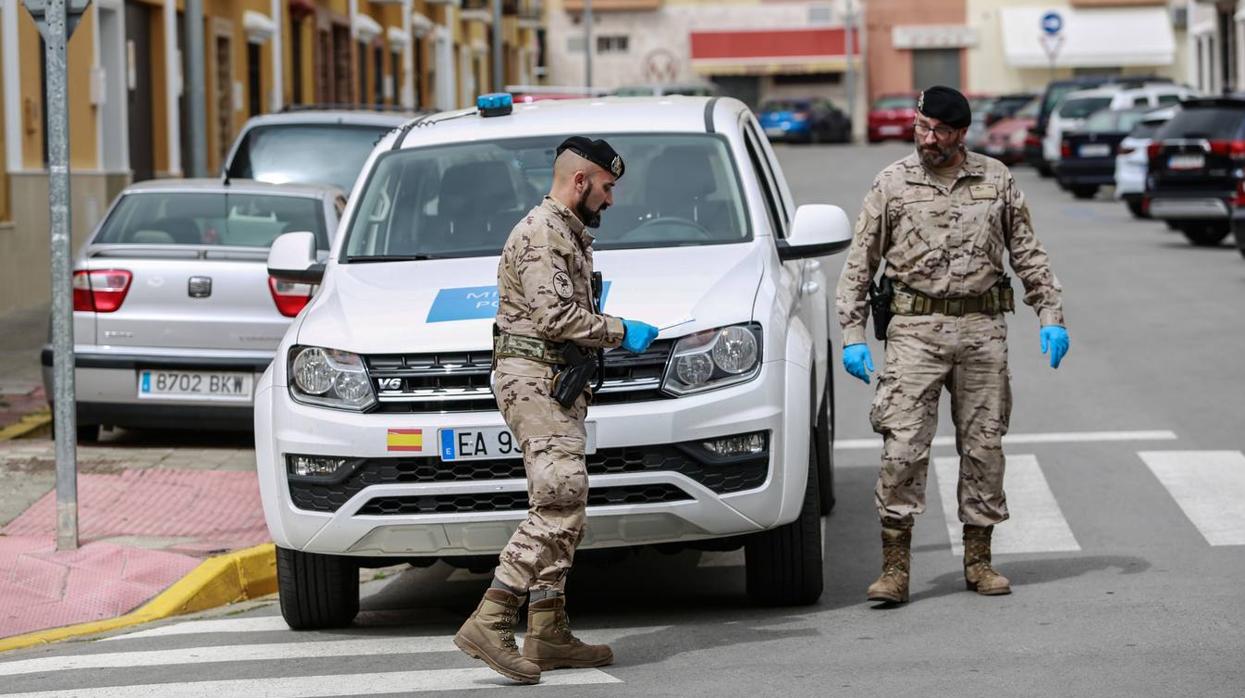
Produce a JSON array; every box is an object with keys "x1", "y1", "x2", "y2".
[{"x1": 913, "y1": 121, "x2": 958, "y2": 139}]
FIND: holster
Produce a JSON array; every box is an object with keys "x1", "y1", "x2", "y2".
[
  {"x1": 551, "y1": 342, "x2": 596, "y2": 408},
  {"x1": 868, "y1": 275, "x2": 895, "y2": 342}
]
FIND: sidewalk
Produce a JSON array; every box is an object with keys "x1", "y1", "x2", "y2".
[{"x1": 0, "y1": 306, "x2": 271, "y2": 643}]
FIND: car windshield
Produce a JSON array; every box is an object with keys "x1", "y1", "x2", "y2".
[
  {"x1": 95, "y1": 192, "x2": 327, "y2": 248},
  {"x1": 342, "y1": 134, "x2": 750, "y2": 260},
  {"x1": 1059, "y1": 97, "x2": 1114, "y2": 119},
  {"x1": 761, "y1": 100, "x2": 810, "y2": 112},
  {"x1": 1085, "y1": 110, "x2": 1147, "y2": 133},
  {"x1": 873, "y1": 95, "x2": 915, "y2": 110},
  {"x1": 226, "y1": 124, "x2": 393, "y2": 193},
  {"x1": 1156, "y1": 107, "x2": 1245, "y2": 140}
]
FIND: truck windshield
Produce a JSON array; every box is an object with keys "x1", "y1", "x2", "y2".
[
  {"x1": 226, "y1": 124, "x2": 392, "y2": 193},
  {"x1": 341, "y1": 134, "x2": 750, "y2": 260},
  {"x1": 95, "y1": 192, "x2": 327, "y2": 248}
]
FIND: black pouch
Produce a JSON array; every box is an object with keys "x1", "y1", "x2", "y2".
[
  {"x1": 551, "y1": 343, "x2": 596, "y2": 408},
  {"x1": 868, "y1": 275, "x2": 894, "y2": 341}
]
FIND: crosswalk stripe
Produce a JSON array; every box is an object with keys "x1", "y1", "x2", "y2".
[
  {"x1": 101, "y1": 616, "x2": 292, "y2": 641},
  {"x1": 1138, "y1": 450, "x2": 1245, "y2": 546},
  {"x1": 934, "y1": 454, "x2": 1080, "y2": 556},
  {"x1": 0, "y1": 667, "x2": 621, "y2": 697},
  {"x1": 835, "y1": 429, "x2": 1178, "y2": 452}
]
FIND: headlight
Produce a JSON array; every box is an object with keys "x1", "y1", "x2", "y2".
[
  {"x1": 288, "y1": 346, "x2": 377, "y2": 411},
  {"x1": 663, "y1": 323, "x2": 762, "y2": 396}
]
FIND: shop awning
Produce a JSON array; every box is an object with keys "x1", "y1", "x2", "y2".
[
  {"x1": 999, "y1": 6, "x2": 1173, "y2": 68},
  {"x1": 689, "y1": 27, "x2": 849, "y2": 76}
]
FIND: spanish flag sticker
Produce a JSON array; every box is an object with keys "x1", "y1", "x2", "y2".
[{"x1": 387, "y1": 428, "x2": 424, "y2": 452}]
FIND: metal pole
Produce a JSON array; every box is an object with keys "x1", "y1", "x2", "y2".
[
  {"x1": 184, "y1": 0, "x2": 207, "y2": 176},
  {"x1": 270, "y1": 0, "x2": 283, "y2": 112},
  {"x1": 583, "y1": 0, "x2": 592, "y2": 90},
  {"x1": 43, "y1": 0, "x2": 78, "y2": 551},
  {"x1": 844, "y1": 0, "x2": 855, "y2": 139},
  {"x1": 491, "y1": 0, "x2": 503, "y2": 92}
]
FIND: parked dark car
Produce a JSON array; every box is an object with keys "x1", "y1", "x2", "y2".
[
  {"x1": 1054, "y1": 107, "x2": 1152, "y2": 199},
  {"x1": 983, "y1": 92, "x2": 1037, "y2": 126},
  {"x1": 757, "y1": 98, "x2": 852, "y2": 143},
  {"x1": 867, "y1": 93, "x2": 917, "y2": 143},
  {"x1": 1146, "y1": 96, "x2": 1245, "y2": 250}
]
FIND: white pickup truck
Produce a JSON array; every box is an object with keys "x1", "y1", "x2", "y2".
[{"x1": 256, "y1": 95, "x2": 853, "y2": 628}]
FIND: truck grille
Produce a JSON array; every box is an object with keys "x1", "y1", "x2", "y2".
[
  {"x1": 286, "y1": 434, "x2": 770, "y2": 514},
  {"x1": 356, "y1": 484, "x2": 691, "y2": 515},
  {"x1": 365, "y1": 340, "x2": 674, "y2": 413}
]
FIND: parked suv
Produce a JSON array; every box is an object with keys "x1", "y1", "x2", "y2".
[
  {"x1": 1147, "y1": 97, "x2": 1245, "y2": 249},
  {"x1": 255, "y1": 96, "x2": 853, "y2": 628}
]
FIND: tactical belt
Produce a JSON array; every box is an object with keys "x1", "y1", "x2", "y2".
[
  {"x1": 891, "y1": 284, "x2": 1015, "y2": 317},
  {"x1": 493, "y1": 332, "x2": 567, "y2": 365}
]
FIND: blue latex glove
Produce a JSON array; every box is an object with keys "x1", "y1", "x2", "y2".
[
  {"x1": 842, "y1": 343, "x2": 875, "y2": 384},
  {"x1": 1040, "y1": 325, "x2": 1070, "y2": 369},
  {"x1": 621, "y1": 319, "x2": 659, "y2": 354}
]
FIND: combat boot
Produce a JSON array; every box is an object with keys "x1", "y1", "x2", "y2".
[
  {"x1": 521, "y1": 595, "x2": 614, "y2": 670},
  {"x1": 963, "y1": 524, "x2": 1012, "y2": 595},
  {"x1": 867, "y1": 522, "x2": 912, "y2": 604},
  {"x1": 453, "y1": 589, "x2": 542, "y2": 684}
]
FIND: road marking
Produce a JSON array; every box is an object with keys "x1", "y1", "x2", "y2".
[
  {"x1": 0, "y1": 668, "x2": 620, "y2": 697},
  {"x1": 101, "y1": 616, "x2": 292, "y2": 641},
  {"x1": 934, "y1": 454, "x2": 1080, "y2": 556},
  {"x1": 835, "y1": 430, "x2": 1178, "y2": 452},
  {"x1": 1138, "y1": 451, "x2": 1245, "y2": 546}
]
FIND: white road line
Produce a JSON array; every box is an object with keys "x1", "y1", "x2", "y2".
[
  {"x1": 101, "y1": 616, "x2": 292, "y2": 641},
  {"x1": 934, "y1": 454, "x2": 1080, "y2": 556},
  {"x1": 0, "y1": 668, "x2": 620, "y2": 697},
  {"x1": 835, "y1": 430, "x2": 1179, "y2": 452},
  {"x1": 1139, "y1": 450, "x2": 1245, "y2": 546}
]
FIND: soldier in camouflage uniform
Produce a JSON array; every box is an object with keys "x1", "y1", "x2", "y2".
[
  {"x1": 835, "y1": 86, "x2": 1070, "y2": 605},
  {"x1": 454, "y1": 137, "x2": 658, "y2": 684}
]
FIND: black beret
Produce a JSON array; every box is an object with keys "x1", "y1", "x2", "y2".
[
  {"x1": 557, "y1": 136, "x2": 625, "y2": 179},
  {"x1": 917, "y1": 86, "x2": 971, "y2": 130}
]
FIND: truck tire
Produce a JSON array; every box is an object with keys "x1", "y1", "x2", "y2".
[
  {"x1": 815, "y1": 368, "x2": 836, "y2": 515},
  {"x1": 1181, "y1": 224, "x2": 1229, "y2": 247},
  {"x1": 1071, "y1": 185, "x2": 1098, "y2": 199},
  {"x1": 277, "y1": 546, "x2": 359, "y2": 630},
  {"x1": 745, "y1": 429, "x2": 824, "y2": 606}
]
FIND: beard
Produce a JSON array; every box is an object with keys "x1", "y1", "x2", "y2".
[
  {"x1": 576, "y1": 181, "x2": 606, "y2": 229},
  {"x1": 918, "y1": 139, "x2": 963, "y2": 168}
]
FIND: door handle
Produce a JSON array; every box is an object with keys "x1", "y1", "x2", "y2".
[{"x1": 802, "y1": 280, "x2": 820, "y2": 295}]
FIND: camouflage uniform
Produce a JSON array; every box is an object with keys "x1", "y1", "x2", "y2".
[
  {"x1": 493, "y1": 196, "x2": 625, "y2": 592},
  {"x1": 835, "y1": 151, "x2": 1064, "y2": 528}
]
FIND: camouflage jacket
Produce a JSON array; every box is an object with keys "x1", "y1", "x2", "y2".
[
  {"x1": 495, "y1": 196, "x2": 625, "y2": 377},
  {"x1": 835, "y1": 151, "x2": 1065, "y2": 346}
]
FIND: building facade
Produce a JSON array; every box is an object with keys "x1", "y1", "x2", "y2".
[
  {"x1": 1186, "y1": 0, "x2": 1243, "y2": 95},
  {"x1": 0, "y1": 0, "x2": 541, "y2": 316}
]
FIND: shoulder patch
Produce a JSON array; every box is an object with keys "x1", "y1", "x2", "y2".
[{"x1": 553, "y1": 271, "x2": 574, "y2": 300}]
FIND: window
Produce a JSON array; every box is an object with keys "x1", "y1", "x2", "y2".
[
  {"x1": 290, "y1": 16, "x2": 304, "y2": 104},
  {"x1": 96, "y1": 192, "x2": 328, "y2": 249},
  {"x1": 342, "y1": 134, "x2": 751, "y2": 260},
  {"x1": 358, "y1": 41, "x2": 368, "y2": 104},
  {"x1": 596, "y1": 35, "x2": 629, "y2": 54},
  {"x1": 248, "y1": 43, "x2": 262, "y2": 116},
  {"x1": 1156, "y1": 93, "x2": 1183, "y2": 105},
  {"x1": 742, "y1": 126, "x2": 783, "y2": 238},
  {"x1": 227, "y1": 124, "x2": 395, "y2": 193},
  {"x1": 374, "y1": 45, "x2": 384, "y2": 105},
  {"x1": 1131, "y1": 96, "x2": 1149, "y2": 108}
]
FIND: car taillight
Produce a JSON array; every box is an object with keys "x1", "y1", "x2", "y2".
[
  {"x1": 1060, "y1": 140, "x2": 1071, "y2": 158},
  {"x1": 1234, "y1": 180, "x2": 1245, "y2": 207},
  {"x1": 1209, "y1": 139, "x2": 1245, "y2": 160},
  {"x1": 1146, "y1": 142, "x2": 1162, "y2": 161},
  {"x1": 268, "y1": 277, "x2": 314, "y2": 318},
  {"x1": 1024, "y1": 132, "x2": 1040, "y2": 148},
  {"x1": 72, "y1": 269, "x2": 131, "y2": 313}
]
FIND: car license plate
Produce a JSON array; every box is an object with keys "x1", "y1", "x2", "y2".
[
  {"x1": 1168, "y1": 153, "x2": 1205, "y2": 170},
  {"x1": 138, "y1": 369, "x2": 252, "y2": 401},
  {"x1": 1079, "y1": 143, "x2": 1111, "y2": 158},
  {"x1": 985, "y1": 143, "x2": 1006, "y2": 155},
  {"x1": 439, "y1": 423, "x2": 597, "y2": 462},
  {"x1": 879, "y1": 125, "x2": 903, "y2": 136},
  {"x1": 764, "y1": 127, "x2": 785, "y2": 137}
]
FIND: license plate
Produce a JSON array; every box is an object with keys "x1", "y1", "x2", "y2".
[
  {"x1": 1168, "y1": 153, "x2": 1205, "y2": 170},
  {"x1": 138, "y1": 369, "x2": 253, "y2": 401},
  {"x1": 438, "y1": 423, "x2": 597, "y2": 462},
  {"x1": 764, "y1": 127, "x2": 785, "y2": 137},
  {"x1": 1079, "y1": 143, "x2": 1111, "y2": 157},
  {"x1": 879, "y1": 125, "x2": 903, "y2": 136}
]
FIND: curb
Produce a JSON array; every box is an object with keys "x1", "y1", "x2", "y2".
[
  {"x1": 0, "y1": 542, "x2": 277, "y2": 653},
  {"x1": 0, "y1": 410, "x2": 51, "y2": 442}
]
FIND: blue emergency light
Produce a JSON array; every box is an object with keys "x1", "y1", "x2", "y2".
[{"x1": 477, "y1": 93, "x2": 514, "y2": 117}]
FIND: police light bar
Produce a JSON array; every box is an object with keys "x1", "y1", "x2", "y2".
[{"x1": 477, "y1": 93, "x2": 513, "y2": 117}]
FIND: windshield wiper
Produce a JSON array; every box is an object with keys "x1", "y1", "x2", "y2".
[{"x1": 344, "y1": 254, "x2": 447, "y2": 262}]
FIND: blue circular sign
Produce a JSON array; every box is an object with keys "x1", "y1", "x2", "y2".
[{"x1": 1041, "y1": 11, "x2": 1063, "y2": 36}]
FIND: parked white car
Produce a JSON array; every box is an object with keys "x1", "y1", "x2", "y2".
[
  {"x1": 255, "y1": 95, "x2": 853, "y2": 628},
  {"x1": 1114, "y1": 106, "x2": 1178, "y2": 218},
  {"x1": 1044, "y1": 84, "x2": 1194, "y2": 169}
]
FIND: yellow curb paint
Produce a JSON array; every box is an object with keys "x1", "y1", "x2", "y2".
[
  {"x1": 0, "y1": 543, "x2": 277, "y2": 653},
  {"x1": 0, "y1": 410, "x2": 51, "y2": 442}
]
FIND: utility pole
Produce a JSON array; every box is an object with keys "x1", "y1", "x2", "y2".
[
  {"x1": 185, "y1": 0, "x2": 208, "y2": 176},
  {"x1": 584, "y1": 0, "x2": 593, "y2": 90},
  {"x1": 492, "y1": 0, "x2": 504, "y2": 92},
  {"x1": 844, "y1": 0, "x2": 856, "y2": 140},
  {"x1": 23, "y1": 0, "x2": 92, "y2": 551}
]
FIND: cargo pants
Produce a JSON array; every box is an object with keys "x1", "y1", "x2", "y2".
[
  {"x1": 870, "y1": 313, "x2": 1012, "y2": 527},
  {"x1": 492, "y1": 370, "x2": 590, "y2": 593}
]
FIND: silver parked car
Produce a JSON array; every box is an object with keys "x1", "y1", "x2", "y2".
[{"x1": 42, "y1": 179, "x2": 344, "y2": 441}]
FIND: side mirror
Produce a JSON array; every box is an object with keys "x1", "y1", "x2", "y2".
[
  {"x1": 777, "y1": 204, "x2": 853, "y2": 261},
  {"x1": 267, "y1": 232, "x2": 325, "y2": 284}
]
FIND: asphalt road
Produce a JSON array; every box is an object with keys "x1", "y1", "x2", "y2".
[{"x1": 2, "y1": 143, "x2": 1243, "y2": 697}]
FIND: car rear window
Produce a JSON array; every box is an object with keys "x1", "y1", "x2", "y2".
[
  {"x1": 1085, "y1": 110, "x2": 1147, "y2": 133},
  {"x1": 1156, "y1": 107, "x2": 1245, "y2": 140},
  {"x1": 873, "y1": 95, "x2": 915, "y2": 110},
  {"x1": 342, "y1": 134, "x2": 751, "y2": 260},
  {"x1": 95, "y1": 192, "x2": 327, "y2": 249},
  {"x1": 1059, "y1": 97, "x2": 1113, "y2": 119},
  {"x1": 226, "y1": 124, "x2": 393, "y2": 193}
]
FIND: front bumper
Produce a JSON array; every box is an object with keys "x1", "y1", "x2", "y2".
[
  {"x1": 1147, "y1": 195, "x2": 1232, "y2": 220},
  {"x1": 255, "y1": 359, "x2": 811, "y2": 558},
  {"x1": 42, "y1": 346, "x2": 273, "y2": 429}
]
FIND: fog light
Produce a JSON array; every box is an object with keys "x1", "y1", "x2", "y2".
[
  {"x1": 288, "y1": 455, "x2": 349, "y2": 478},
  {"x1": 702, "y1": 432, "x2": 767, "y2": 457}
]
